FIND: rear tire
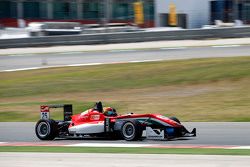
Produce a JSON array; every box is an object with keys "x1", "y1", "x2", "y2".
[
  {"x1": 35, "y1": 119, "x2": 58, "y2": 140},
  {"x1": 120, "y1": 120, "x2": 142, "y2": 141}
]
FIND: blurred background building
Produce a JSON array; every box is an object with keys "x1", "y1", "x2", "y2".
[
  {"x1": 156, "y1": 0, "x2": 250, "y2": 28},
  {"x1": 0, "y1": 0, "x2": 155, "y2": 27},
  {"x1": 0, "y1": 0, "x2": 249, "y2": 28}
]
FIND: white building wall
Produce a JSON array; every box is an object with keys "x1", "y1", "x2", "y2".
[{"x1": 155, "y1": 0, "x2": 211, "y2": 28}]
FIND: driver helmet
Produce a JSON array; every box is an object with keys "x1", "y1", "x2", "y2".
[{"x1": 103, "y1": 107, "x2": 117, "y2": 116}]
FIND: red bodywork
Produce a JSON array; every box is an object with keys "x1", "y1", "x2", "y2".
[{"x1": 70, "y1": 109, "x2": 182, "y2": 128}]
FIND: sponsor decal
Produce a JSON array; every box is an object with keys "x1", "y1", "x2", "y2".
[
  {"x1": 40, "y1": 106, "x2": 49, "y2": 112},
  {"x1": 156, "y1": 115, "x2": 167, "y2": 119},
  {"x1": 146, "y1": 127, "x2": 164, "y2": 140},
  {"x1": 90, "y1": 115, "x2": 100, "y2": 121}
]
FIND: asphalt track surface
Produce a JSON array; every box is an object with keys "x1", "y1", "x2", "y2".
[
  {"x1": 1, "y1": 45, "x2": 250, "y2": 72},
  {"x1": 1, "y1": 45, "x2": 250, "y2": 146},
  {"x1": 0, "y1": 122, "x2": 250, "y2": 146}
]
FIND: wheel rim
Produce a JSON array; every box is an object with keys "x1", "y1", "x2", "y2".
[
  {"x1": 37, "y1": 122, "x2": 50, "y2": 137},
  {"x1": 122, "y1": 122, "x2": 135, "y2": 139}
]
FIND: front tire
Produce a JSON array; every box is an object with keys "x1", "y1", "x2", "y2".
[
  {"x1": 35, "y1": 119, "x2": 58, "y2": 140},
  {"x1": 120, "y1": 120, "x2": 142, "y2": 141}
]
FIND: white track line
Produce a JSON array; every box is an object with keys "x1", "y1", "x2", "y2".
[
  {"x1": 9, "y1": 54, "x2": 35, "y2": 57},
  {"x1": 3, "y1": 67, "x2": 46, "y2": 72},
  {"x1": 211, "y1": 45, "x2": 241, "y2": 48},
  {"x1": 66, "y1": 143, "x2": 152, "y2": 148},
  {"x1": 109, "y1": 49, "x2": 136, "y2": 53},
  {"x1": 56, "y1": 52, "x2": 84, "y2": 55},
  {"x1": 129, "y1": 59, "x2": 163, "y2": 63},
  {"x1": 160, "y1": 47, "x2": 187, "y2": 50},
  {"x1": 3, "y1": 65, "x2": 64, "y2": 72},
  {"x1": 66, "y1": 63, "x2": 103, "y2": 67},
  {"x1": 1, "y1": 59, "x2": 163, "y2": 72}
]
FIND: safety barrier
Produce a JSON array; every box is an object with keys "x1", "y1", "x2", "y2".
[{"x1": 0, "y1": 26, "x2": 250, "y2": 48}]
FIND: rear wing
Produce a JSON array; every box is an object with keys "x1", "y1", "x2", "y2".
[{"x1": 40, "y1": 104, "x2": 73, "y2": 121}]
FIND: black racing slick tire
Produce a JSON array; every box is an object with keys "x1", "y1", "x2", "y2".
[
  {"x1": 169, "y1": 117, "x2": 181, "y2": 124},
  {"x1": 120, "y1": 120, "x2": 143, "y2": 141},
  {"x1": 35, "y1": 119, "x2": 58, "y2": 140}
]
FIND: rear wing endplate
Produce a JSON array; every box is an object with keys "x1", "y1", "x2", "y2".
[{"x1": 40, "y1": 104, "x2": 73, "y2": 121}]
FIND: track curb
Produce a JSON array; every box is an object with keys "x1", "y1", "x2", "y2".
[{"x1": 0, "y1": 142, "x2": 249, "y2": 149}]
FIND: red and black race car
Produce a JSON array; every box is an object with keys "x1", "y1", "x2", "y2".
[{"x1": 35, "y1": 102, "x2": 196, "y2": 141}]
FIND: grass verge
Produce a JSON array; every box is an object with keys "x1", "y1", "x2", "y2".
[
  {"x1": 0, "y1": 146, "x2": 250, "y2": 155},
  {"x1": 1, "y1": 57, "x2": 250, "y2": 122}
]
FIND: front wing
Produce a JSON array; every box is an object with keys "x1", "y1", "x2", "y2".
[{"x1": 145, "y1": 126, "x2": 196, "y2": 140}]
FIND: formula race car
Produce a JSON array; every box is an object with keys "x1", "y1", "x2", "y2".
[{"x1": 35, "y1": 102, "x2": 196, "y2": 141}]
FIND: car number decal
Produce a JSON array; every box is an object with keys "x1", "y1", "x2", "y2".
[{"x1": 40, "y1": 106, "x2": 49, "y2": 119}]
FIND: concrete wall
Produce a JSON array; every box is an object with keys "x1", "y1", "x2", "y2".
[{"x1": 155, "y1": 0, "x2": 212, "y2": 28}]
